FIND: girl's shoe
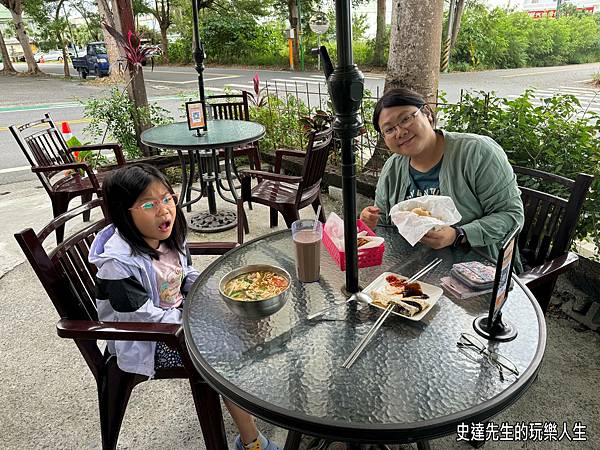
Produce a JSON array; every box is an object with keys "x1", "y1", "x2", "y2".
[{"x1": 234, "y1": 432, "x2": 282, "y2": 450}]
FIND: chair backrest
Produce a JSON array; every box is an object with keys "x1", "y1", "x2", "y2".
[
  {"x1": 9, "y1": 113, "x2": 74, "y2": 194},
  {"x1": 206, "y1": 91, "x2": 250, "y2": 121},
  {"x1": 296, "y1": 126, "x2": 334, "y2": 205},
  {"x1": 14, "y1": 199, "x2": 108, "y2": 322},
  {"x1": 513, "y1": 165, "x2": 593, "y2": 267}
]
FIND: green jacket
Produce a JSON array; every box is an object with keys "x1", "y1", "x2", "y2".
[{"x1": 375, "y1": 130, "x2": 524, "y2": 268}]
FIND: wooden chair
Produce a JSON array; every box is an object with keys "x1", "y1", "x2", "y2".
[
  {"x1": 514, "y1": 165, "x2": 594, "y2": 313},
  {"x1": 9, "y1": 113, "x2": 125, "y2": 243},
  {"x1": 14, "y1": 199, "x2": 235, "y2": 450},
  {"x1": 237, "y1": 127, "x2": 333, "y2": 231},
  {"x1": 206, "y1": 91, "x2": 261, "y2": 171}
]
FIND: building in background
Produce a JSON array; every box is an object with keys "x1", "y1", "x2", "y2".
[{"x1": 522, "y1": 0, "x2": 598, "y2": 17}]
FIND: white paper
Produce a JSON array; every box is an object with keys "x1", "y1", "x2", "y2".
[
  {"x1": 389, "y1": 196, "x2": 462, "y2": 246},
  {"x1": 324, "y1": 212, "x2": 385, "y2": 251}
]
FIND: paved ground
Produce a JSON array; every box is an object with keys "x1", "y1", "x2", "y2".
[{"x1": 1, "y1": 176, "x2": 598, "y2": 449}]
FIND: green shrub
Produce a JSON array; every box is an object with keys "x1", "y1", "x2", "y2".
[
  {"x1": 441, "y1": 90, "x2": 600, "y2": 255},
  {"x1": 82, "y1": 87, "x2": 173, "y2": 159},
  {"x1": 168, "y1": 39, "x2": 193, "y2": 65}
]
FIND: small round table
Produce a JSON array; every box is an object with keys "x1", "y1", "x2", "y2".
[
  {"x1": 184, "y1": 226, "x2": 546, "y2": 448},
  {"x1": 141, "y1": 120, "x2": 265, "y2": 232}
]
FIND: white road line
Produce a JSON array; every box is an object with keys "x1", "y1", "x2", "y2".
[
  {"x1": 575, "y1": 79, "x2": 593, "y2": 83},
  {"x1": 144, "y1": 75, "x2": 240, "y2": 85},
  {"x1": 270, "y1": 78, "x2": 324, "y2": 85},
  {"x1": 222, "y1": 83, "x2": 252, "y2": 90},
  {"x1": 0, "y1": 166, "x2": 30, "y2": 174},
  {"x1": 500, "y1": 67, "x2": 588, "y2": 78},
  {"x1": 291, "y1": 76, "x2": 327, "y2": 82}
]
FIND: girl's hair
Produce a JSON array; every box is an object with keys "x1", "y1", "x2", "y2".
[
  {"x1": 372, "y1": 87, "x2": 429, "y2": 133},
  {"x1": 102, "y1": 163, "x2": 187, "y2": 259}
]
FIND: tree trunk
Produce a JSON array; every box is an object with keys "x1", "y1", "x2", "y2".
[
  {"x1": 55, "y1": 0, "x2": 71, "y2": 77},
  {"x1": 98, "y1": 0, "x2": 124, "y2": 82},
  {"x1": 450, "y1": 0, "x2": 465, "y2": 49},
  {"x1": 0, "y1": 27, "x2": 17, "y2": 74},
  {"x1": 114, "y1": 0, "x2": 153, "y2": 156},
  {"x1": 385, "y1": 0, "x2": 443, "y2": 103},
  {"x1": 366, "y1": 0, "x2": 444, "y2": 171},
  {"x1": 160, "y1": 26, "x2": 169, "y2": 63},
  {"x1": 10, "y1": 8, "x2": 41, "y2": 74},
  {"x1": 373, "y1": 0, "x2": 386, "y2": 67},
  {"x1": 288, "y1": 0, "x2": 300, "y2": 70}
]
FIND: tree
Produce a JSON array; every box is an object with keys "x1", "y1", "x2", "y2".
[
  {"x1": 385, "y1": 0, "x2": 444, "y2": 103},
  {"x1": 0, "y1": 27, "x2": 17, "y2": 73},
  {"x1": 366, "y1": 0, "x2": 444, "y2": 171},
  {"x1": 142, "y1": 0, "x2": 171, "y2": 63},
  {"x1": 373, "y1": 0, "x2": 386, "y2": 66},
  {"x1": 96, "y1": 0, "x2": 124, "y2": 81},
  {"x1": 1, "y1": 0, "x2": 41, "y2": 73},
  {"x1": 450, "y1": 0, "x2": 465, "y2": 49}
]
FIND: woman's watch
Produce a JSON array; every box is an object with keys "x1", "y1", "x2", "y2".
[{"x1": 452, "y1": 226, "x2": 466, "y2": 248}]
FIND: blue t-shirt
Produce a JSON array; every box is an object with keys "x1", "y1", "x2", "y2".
[{"x1": 406, "y1": 158, "x2": 443, "y2": 199}]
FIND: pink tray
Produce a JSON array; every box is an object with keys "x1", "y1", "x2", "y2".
[{"x1": 322, "y1": 219, "x2": 385, "y2": 271}]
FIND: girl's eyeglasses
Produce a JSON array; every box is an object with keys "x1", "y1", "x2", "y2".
[
  {"x1": 457, "y1": 333, "x2": 519, "y2": 382},
  {"x1": 381, "y1": 105, "x2": 425, "y2": 138},
  {"x1": 129, "y1": 194, "x2": 178, "y2": 212}
]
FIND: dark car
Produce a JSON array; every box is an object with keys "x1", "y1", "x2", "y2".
[{"x1": 72, "y1": 42, "x2": 110, "y2": 78}]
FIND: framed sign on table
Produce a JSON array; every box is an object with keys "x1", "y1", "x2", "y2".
[{"x1": 185, "y1": 100, "x2": 207, "y2": 135}]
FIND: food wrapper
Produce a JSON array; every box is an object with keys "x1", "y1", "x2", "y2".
[
  {"x1": 389, "y1": 196, "x2": 462, "y2": 246},
  {"x1": 324, "y1": 212, "x2": 384, "y2": 251}
]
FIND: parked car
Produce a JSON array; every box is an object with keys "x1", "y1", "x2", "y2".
[
  {"x1": 43, "y1": 50, "x2": 65, "y2": 61},
  {"x1": 72, "y1": 42, "x2": 110, "y2": 78}
]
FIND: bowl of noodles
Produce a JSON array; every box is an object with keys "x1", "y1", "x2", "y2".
[{"x1": 219, "y1": 264, "x2": 291, "y2": 319}]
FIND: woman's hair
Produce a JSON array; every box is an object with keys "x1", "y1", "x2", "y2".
[
  {"x1": 372, "y1": 87, "x2": 429, "y2": 133},
  {"x1": 102, "y1": 163, "x2": 187, "y2": 259}
]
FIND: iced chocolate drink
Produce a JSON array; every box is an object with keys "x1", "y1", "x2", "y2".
[{"x1": 292, "y1": 220, "x2": 322, "y2": 282}]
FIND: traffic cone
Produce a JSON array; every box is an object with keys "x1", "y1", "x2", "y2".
[{"x1": 61, "y1": 121, "x2": 82, "y2": 148}]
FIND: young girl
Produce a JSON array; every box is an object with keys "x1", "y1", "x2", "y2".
[{"x1": 89, "y1": 164, "x2": 280, "y2": 450}]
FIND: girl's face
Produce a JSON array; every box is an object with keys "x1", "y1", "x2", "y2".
[
  {"x1": 379, "y1": 105, "x2": 436, "y2": 158},
  {"x1": 129, "y1": 180, "x2": 177, "y2": 249}
]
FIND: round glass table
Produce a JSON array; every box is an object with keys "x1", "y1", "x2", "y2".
[
  {"x1": 183, "y1": 226, "x2": 546, "y2": 447},
  {"x1": 141, "y1": 120, "x2": 265, "y2": 232}
]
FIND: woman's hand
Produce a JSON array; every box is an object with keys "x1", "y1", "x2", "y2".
[
  {"x1": 360, "y1": 206, "x2": 380, "y2": 230},
  {"x1": 420, "y1": 226, "x2": 458, "y2": 249}
]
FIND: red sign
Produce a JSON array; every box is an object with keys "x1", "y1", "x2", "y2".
[{"x1": 528, "y1": 6, "x2": 595, "y2": 19}]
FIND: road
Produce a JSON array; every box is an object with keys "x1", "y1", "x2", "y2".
[{"x1": 1, "y1": 61, "x2": 598, "y2": 185}]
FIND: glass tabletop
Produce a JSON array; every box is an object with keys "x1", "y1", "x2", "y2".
[
  {"x1": 184, "y1": 226, "x2": 546, "y2": 442},
  {"x1": 140, "y1": 119, "x2": 265, "y2": 150}
]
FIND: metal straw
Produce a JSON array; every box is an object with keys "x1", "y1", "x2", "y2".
[{"x1": 341, "y1": 257, "x2": 443, "y2": 369}]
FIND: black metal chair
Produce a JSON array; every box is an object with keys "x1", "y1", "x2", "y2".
[
  {"x1": 514, "y1": 165, "x2": 594, "y2": 313},
  {"x1": 14, "y1": 199, "x2": 235, "y2": 450}
]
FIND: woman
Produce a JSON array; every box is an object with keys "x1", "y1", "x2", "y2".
[{"x1": 360, "y1": 87, "x2": 524, "y2": 265}]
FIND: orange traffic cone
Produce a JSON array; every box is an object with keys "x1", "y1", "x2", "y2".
[{"x1": 61, "y1": 121, "x2": 73, "y2": 142}]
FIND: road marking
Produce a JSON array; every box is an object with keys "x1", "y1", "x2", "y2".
[
  {"x1": 500, "y1": 67, "x2": 589, "y2": 78},
  {"x1": 271, "y1": 78, "x2": 324, "y2": 85},
  {"x1": 574, "y1": 79, "x2": 593, "y2": 83},
  {"x1": 0, "y1": 165, "x2": 30, "y2": 174},
  {"x1": 144, "y1": 75, "x2": 239, "y2": 85}
]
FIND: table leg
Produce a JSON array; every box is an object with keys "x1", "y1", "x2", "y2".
[
  {"x1": 188, "y1": 150, "x2": 197, "y2": 210},
  {"x1": 284, "y1": 430, "x2": 302, "y2": 450},
  {"x1": 205, "y1": 150, "x2": 217, "y2": 214},
  {"x1": 213, "y1": 148, "x2": 237, "y2": 205},
  {"x1": 223, "y1": 146, "x2": 239, "y2": 201},
  {"x1": 176, "y1": 150, "x2": 190, "y2": 212}
]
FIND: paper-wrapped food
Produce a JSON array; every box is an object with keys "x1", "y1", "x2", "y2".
[
  {"x1": 324, "y1": 212, "x2": 384, "y2": 251},
  {"x1": 389, "y1": 195, "x2": 462, "y2": 246}
]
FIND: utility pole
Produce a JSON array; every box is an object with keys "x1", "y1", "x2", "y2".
[
  {"x1": 441, "y1": 0, "x2": 455, "y2": 73},
  {"x1": 556, "y1": 0, "x2": 562, "y2": 19}
]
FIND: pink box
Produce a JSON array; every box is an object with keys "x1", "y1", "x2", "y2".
[{"x1": 322, "y1": 219, "x2": 385, "y2": 271}]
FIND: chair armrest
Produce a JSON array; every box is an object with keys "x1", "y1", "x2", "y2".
[
  {"x1": 239, "y1": 169, "x2": 302, "y2": 184},
  {"x1": 57, "y1": 318, "x2": 183, "y2": 345},
  {"x1": 32, "y1": 163, "x2": 101, "y2": 192},
  {"x1": 518, "y1": 251, "x2": 579, "y2": 290},
  {"x1": 188, "y1": 242, "x2": 237, "y2": 255},
  {"x1": 275, "y1": 148, "x2": 305, "y2": 174},
  {"x1": 70, "y1": 143, "x2": 126, "y2": 165}
]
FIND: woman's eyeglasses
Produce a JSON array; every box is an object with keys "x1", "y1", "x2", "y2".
[
  {"x1": 457, "y1": 333, "x2": 519, "y2": 382},
  {"x1": 381, "y1": 105, "x2": 425, "y2": 137},
  {"x1": 129, "y1": 194, "x2": 178, "y2": 212}
]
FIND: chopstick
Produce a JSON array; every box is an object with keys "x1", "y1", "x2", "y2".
[
  {"x1": 342, "y1": 302, "x2": 395, "y2": 369},
  {"x1": 308, "y1": 298, "x2": 353, "y2": 320},
  {"x1": 341, "y1": 257, "x2": 443, "y2": 369}
]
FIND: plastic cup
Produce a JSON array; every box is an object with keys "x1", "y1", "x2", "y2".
[{"x1": 291, "y1": 219, "x2": 322, "y2": 282}]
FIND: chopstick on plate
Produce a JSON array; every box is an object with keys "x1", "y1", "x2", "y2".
[{"x1": 341, "y1": 257, "x2": 443, "y2": 369}]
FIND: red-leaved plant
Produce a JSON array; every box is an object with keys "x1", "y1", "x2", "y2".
[
  {"x1": 103, "y1": 23, "x2": 154, "y2": 74},
  {"x1": 248, "y1": 72, "x2": 268, "y2": 108}
]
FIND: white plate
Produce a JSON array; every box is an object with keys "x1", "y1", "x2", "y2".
[{"x1": 362, "y1": 272, "x2": 443, "y2": 321}]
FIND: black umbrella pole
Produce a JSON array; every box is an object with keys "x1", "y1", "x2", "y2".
[
  {"x1": 192, "y1": 0, "x2": 208, "y2": 128},
  {"x1": 341, "y1": 139, "x2": 359, "y2": 293}
]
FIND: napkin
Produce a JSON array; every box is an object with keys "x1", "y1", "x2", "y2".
[{"x1": 389, "y1": 196, "x2": 462, "y2": 246}]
